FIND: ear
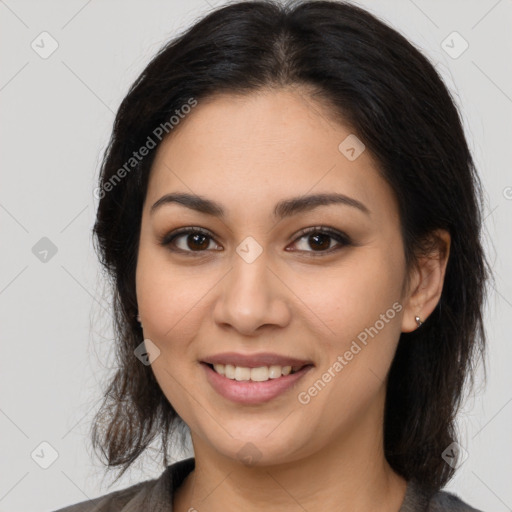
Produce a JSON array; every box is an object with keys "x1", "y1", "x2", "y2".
[{"x1": 401, "y1": 229, "x2": 451, "y2": 333}]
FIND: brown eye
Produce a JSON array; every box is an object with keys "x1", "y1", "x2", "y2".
[
  {"x1": 185, "y1": 232, "x2": 210, "y2": 251},
  {"x1": 306, "y1": 233, "x2": 332, "y2": 251},
  {"x1": 289, "y1": 226, "x2": 352, "y2": 256},
  {"x1": 160, "y1": 228, "x2": 221, "y2": 254},
  {"x1": 160, "y1": 226, "x2": 351, "y2": 257}
]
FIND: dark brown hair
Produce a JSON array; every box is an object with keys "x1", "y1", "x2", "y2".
[{"x1": 91, "y1": 0, "x2": 493, "y2": 492}]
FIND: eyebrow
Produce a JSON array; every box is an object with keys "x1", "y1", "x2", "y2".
[{"x1": 150, "y1": 191, "x2": 371, "y2": 218}]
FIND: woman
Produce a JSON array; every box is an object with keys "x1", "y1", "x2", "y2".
[{"x1": 55, "y1": 0, "x2": 492, "y2": 510}]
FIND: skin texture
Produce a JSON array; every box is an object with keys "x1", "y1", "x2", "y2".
[{"x1": 135, "y1": 87, "x2": 451, "y2": 512}]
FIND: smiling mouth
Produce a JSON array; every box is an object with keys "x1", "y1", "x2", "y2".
[{"x1": 203, "y1": 362, "x2": 313, "y2": 382}]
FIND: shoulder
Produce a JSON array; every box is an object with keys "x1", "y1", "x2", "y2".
[
  {"x1": 427, "y1": 488, "x2": 483, "y2": 512},
  {"x1": 51, "y1": 457, "x2": 195, "y2": 512},
  {"x1": 52, "y1": 478, "x2": 158, "y2": 512},
  {"x1": 403, "y1": 480, "x2": 484, "y2": 512}
]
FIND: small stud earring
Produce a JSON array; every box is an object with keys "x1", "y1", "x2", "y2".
[{"x1": 415, "y1": 315, "x2": 423, "y2": 327}]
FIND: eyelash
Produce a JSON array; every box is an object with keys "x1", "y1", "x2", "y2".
[{"x1": 158, "y1": 226, "x2": 352, "y2": 258}]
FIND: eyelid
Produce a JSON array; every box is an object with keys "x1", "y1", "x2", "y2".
[
  {"x1": 159, "y1": 225, "x2": 352, "y2": 256},
  {"x1": 292, "y1": 225, "x2": 349, "y2": 242}
]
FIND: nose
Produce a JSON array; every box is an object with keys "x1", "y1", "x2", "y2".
[{"x1": 212, "y1": 251, "x2": 291, "y2": 336}]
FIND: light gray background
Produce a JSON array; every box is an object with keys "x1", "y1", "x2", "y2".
[{"x1": 1, "y1": 0, "x2": 511, "y2": 510}]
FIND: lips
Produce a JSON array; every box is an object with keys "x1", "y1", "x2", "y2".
[
  {"x1": 201, "y1": 352, "x2": 313, "y2": 370},
  {"x1": 202, "y1": 361, "x2": 314, "y2": 404}
]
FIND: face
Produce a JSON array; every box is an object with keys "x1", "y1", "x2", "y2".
[{"x1": 136, "y1": 87, "x2": 411, "y2": 466}]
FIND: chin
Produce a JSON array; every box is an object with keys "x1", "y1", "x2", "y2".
[{"x1": 193, "y1": 420, "x2": 316, "y2": 468}]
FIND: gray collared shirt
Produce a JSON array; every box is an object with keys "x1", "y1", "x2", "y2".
[{"x1": 52, "y1": 457, "x2": 483, "y2": 512}]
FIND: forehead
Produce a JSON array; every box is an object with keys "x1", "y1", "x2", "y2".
[{"x1": 145, "y1": 89, "x2": 398, "y2": 224}]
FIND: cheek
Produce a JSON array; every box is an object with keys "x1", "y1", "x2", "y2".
[
  {"x1": 296, "y1": 248, "x2": 404, "y2": 336},
  {"x1": 137, "y1": 272, "x2": 205, "y2": 343},
  {"x1": 293, "y1": 248, "x2": 405, "y2": 394},
  {"x1": 136, "y1": 244, "x2": 183, "y2": 337},
  {"x1": 135, "y1": 250, "x2": 208, "y2": 415},
  {"x1": 135, "y1": 244, "x2": 224, "y2": 351},
  {"x1": 292, "y1": 260, "x2": 403, "y2": 431}
]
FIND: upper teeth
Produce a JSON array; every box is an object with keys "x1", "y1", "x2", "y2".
[{"x1": 213, "y1": 364, "x2": 297, "y2": 381}]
